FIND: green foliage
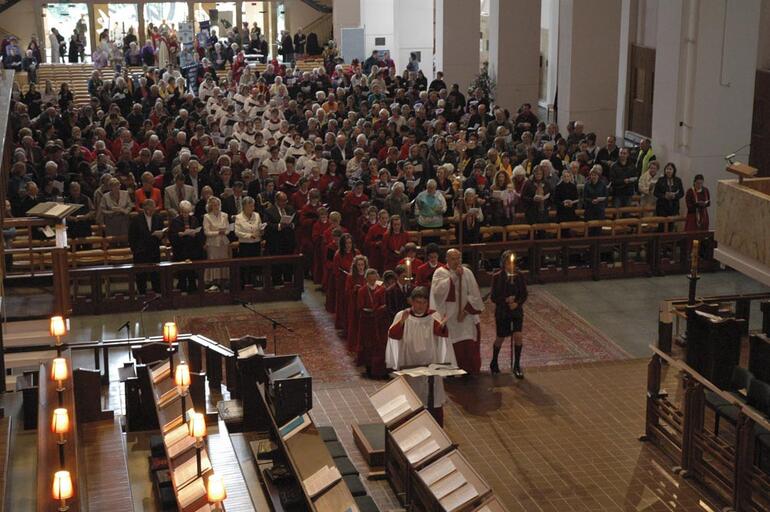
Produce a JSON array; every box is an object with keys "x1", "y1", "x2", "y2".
[{"x1": 468, "y1": 61, "x2": 496, "y2": 100}]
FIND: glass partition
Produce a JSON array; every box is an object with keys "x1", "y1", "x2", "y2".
[
  {"x1": 143, "y1": 2, "x2": 190, "y2": 35},
  {"x1": 42, "y1": 3, "x2": 91, "y2": 63},
  {"x1": 93, "y1": 3, "x2": 139, "y2": 47}
]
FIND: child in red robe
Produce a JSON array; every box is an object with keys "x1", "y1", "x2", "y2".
[
  {"x1": 297, "y1": 189, "x2": 320, "y2": 278},
  {"x1": 346, "y1": 255, "x2": 368, "y2": 354},
  {"x1": 311, "y1": 207, "x2": 329, "y2": 284},
  {"x1": 333, "y1": 233, "x2": 357, "y2": 333},
  {"x1": 364, "y1": 209, "x2": 389, "y2": 273},
  {"x1": 382, "y1": 214, "x2": 409, "y2": 271},
  {"x1": 341, "y1": 181, "x2": 369, "y2": 232},
  {"x1": 415, "y1": 243, "x2": 445, "y2": 291},
  {"x1": 324, "y1": 228, "x2": 342, "y2": 313},
  {"x1": 357, "y1": 268, "x2": 387, "y2": 377}
]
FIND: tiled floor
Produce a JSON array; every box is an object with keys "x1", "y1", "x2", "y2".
[
  {"x1": 4, "y1": 272, "x2": 761, "y2": 511},
  {"x1": 312, "y1": 361, "x2": 725, "y2": 512}
]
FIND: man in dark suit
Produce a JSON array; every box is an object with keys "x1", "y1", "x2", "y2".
[
  {"x1": 385, "y1": 264, "x2": 411, "y2": 324},
  {"x1": 128, "y1": 199, "x2": 165, "y2": 295},
  {"x1": 264, "y1": 191, "x2": 296, "y2": 284}
]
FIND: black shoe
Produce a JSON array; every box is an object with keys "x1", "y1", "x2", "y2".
[
  {"x1": 513, "y1": 366, "x2": 524, "y2": 379},
  {"x1": 490, "y1": 360, "x2": 500, "y2": 374}
]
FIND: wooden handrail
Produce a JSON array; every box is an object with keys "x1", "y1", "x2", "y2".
[{"x1": 648, "y1": 344, "x2": 770, "y2": 432}]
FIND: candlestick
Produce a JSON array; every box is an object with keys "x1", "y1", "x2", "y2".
[{"x1": 690, "y1": 240, "x2": 700, "y2": 277}]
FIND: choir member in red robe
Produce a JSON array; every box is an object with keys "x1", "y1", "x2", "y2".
[
  {"x1": 382, "y1": 215, "x2": 409, "y2": 271},
  {"x1": 345, "y1": 254, "x2": 368, "y2": 351},
  {"x1": 324, "y1": 228, "x2": 342, "y2": 313},
  {"x1": 297, "y1": 189, "x2": 320, "y2": 277},
  {"x1": 353, "y1": 203, "x2": 377, "y2": 251},
  {"x1": 311, "y1": 207, "x2": 329, "y2": 284},
  {"x1": 290, "y1": 178, "x2": 311, "y2": 211},
  {"x1": 415, "y1": 243, "x2": 445, "y2": 291},
  {"x1": 364, "y1": 209, "x2": 389, "y2": 273},
  {"x1": 277, "y1": 157, "x2": 302, "y2": 194},
  {"x1": 333, "y1": 233, "x2": 358, "y2": 333},
  {"x1": 684, "y1": 174, "x2": 710, "y2": 232},
  {"x1": 341, "y1": 181, "x2": 369, "y2": 232},
  {"x1": 357, "y1": 268, "x2": 387, "y2": 377},
  {"x1": 307, "y1": 165, "x2": 332, "y2": 202},
  {"x1": 398, "y1": 242, "x2": 424, "y2": 272}
]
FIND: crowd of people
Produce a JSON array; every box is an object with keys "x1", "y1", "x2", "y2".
[{"x1": 4, "y1": 26, "x2": 716, "y2": 391}]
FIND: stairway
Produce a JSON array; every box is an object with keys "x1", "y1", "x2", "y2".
[{"x1": 300, "y1": 0, "x2": 332, "y2": 14}]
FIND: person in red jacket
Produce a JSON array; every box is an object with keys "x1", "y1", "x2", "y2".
[
  {"x1": 364, "y1": 209, "x2": 389, "y2": 273},
  {"x1": 134, "y1": 171, "x2": 163, "y2": 211},
  {"x1": 297, "y1": 189, "x2": 320, "y2": 277},
  {"x1": 382, "y1": 214, "x2": 409, "y2": 271},
  {"x1": 346, "y1": 254, "x2": 368, "y2": 354},
  {"x1": 415, "y1": 243, "x2": 444, "y2": 291},
  {"x1": 311, "y1": 206, "x2": 329, "y2": 285},
  {"x1": 307, "y1": 165, "x2": 332, "y2": 202},
  {"x1": 333, "y1": 233, "x2": 358, "y2": 333}
]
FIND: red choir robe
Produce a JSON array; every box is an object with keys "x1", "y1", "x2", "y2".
[
  {"x1": 386, "y1": 308, "x2": 456, "y2": 426},
  {"x1": 685, "y1": 187, "x2": 711, "y2": 231},
  {"x1": 322, "y1": 224, "x2": 348, "y2": 308},
  {"x1": 357, "y1": 283, "x2": 387, "y2": 377},
  {"x1": 345, "y1": 273, "x2": 365, "y2": 352},
  {"x1": 277, "y1": 170, "x2": 302, "y2": 194},
  {"x1": 364, "y1": 223, "x2": 388, "y2": 273},
  {"x1": 333, "y1": 250, "x2": 357, "y2": 333},
  {"x1": 356, "y1": 216, "x2": 375, "y2": 255},
  {"x1": 297, "y1": 202, "x2": 318, "y2": 275},
  {"x1": 290, "y1": 188, "x2": 310, "y2": 211},
  {"x1": 382, "y1": 231, "x2": 409, "y2": 271},
  {"x1": 311, "y1": 219, "x2": 329, "y2": 284},
  {"x1": 416, "y1": 261, "x2": 445, "y2": 290},
  {"x1": 430, "y1": 267, "x2": 485, "y2": 376},
  {"x1": 341, "y1": 191, "x2": 369, "y2": 232},
  {"x1": 308, "y1": 175, "x2": 332, "y2": 201}
]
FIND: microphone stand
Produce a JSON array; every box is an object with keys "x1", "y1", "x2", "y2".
[
  {"x1": 140, "y1": 295, "x2": 161, "y2": 340},
  {"x1": 239, "y1": 301, "x2": 293, "y2": 354}
]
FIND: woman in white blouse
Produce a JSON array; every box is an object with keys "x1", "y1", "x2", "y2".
[
  {"x1": 100, "y1": 178, "x2": 132, "y2": 236},
  {"x1": 203, "y1": 196, "x2": 230, "y2": 290},
  {"x1": 235, "y1": 196, "x2": 263, "y2": 287}
]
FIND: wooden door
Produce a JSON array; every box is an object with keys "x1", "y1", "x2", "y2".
[
  {"x1": 750, "y1": 70, "x2": 770, "y2": 176},
  {"x1": 626, "y1": 44, "x2": 656, "y2": 137}
]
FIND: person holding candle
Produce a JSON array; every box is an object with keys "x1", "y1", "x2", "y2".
[{"x1": 489, "y1": 250, "x2": 529, "y2": 377}]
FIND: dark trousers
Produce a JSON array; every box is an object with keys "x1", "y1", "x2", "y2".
[
  {"x1": 134, "y1": 255, "x2": 161, "y2": 295},
  {"x1": 176, "y1": 268, "x2": 198, "y2": 292},
  {"x1": 239, "y1": 242, "x2": 262, "y2": 287}
]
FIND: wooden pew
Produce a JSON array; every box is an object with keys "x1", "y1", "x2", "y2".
[{"x1": 81, "y1": 418, "x2": 133, "y2": 511}]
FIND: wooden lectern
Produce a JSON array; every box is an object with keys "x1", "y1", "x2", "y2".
[{"x1": 726, "y1": 162, "x2": 758, "y2": 184}]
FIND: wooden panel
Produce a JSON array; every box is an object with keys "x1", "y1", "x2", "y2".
[
  {"x1": 81, "y1": 418, "x2": 134, "y2": 511},
  {"x1": 751, "y1": 69, "x2": 770, "y2": 177},
  {"x1": 626, "y1": 44, "x2": 656, "y2": 137},
  {"x1": 0, "y1": 416, "x2": 10, "y2": 512},
  {"x1": 36, "y1": 355, "x2": 83, "y2": 512}
]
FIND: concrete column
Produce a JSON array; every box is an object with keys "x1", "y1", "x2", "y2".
[
  {"x1": 488, "y1": 0, "x2": 541, "y2": 112},
  {"x1": 651, "y1": 0, "x2": 761, "y2": 222},
  {"x1": 332, "y1": 0, "x2": 361, "y2": 44},
  {"x1": 435, "y1": 0, "x2": 480, "y2": 92},
  {"x1": 557, "y1": 0, "x2": 622, "y2": 141}
]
